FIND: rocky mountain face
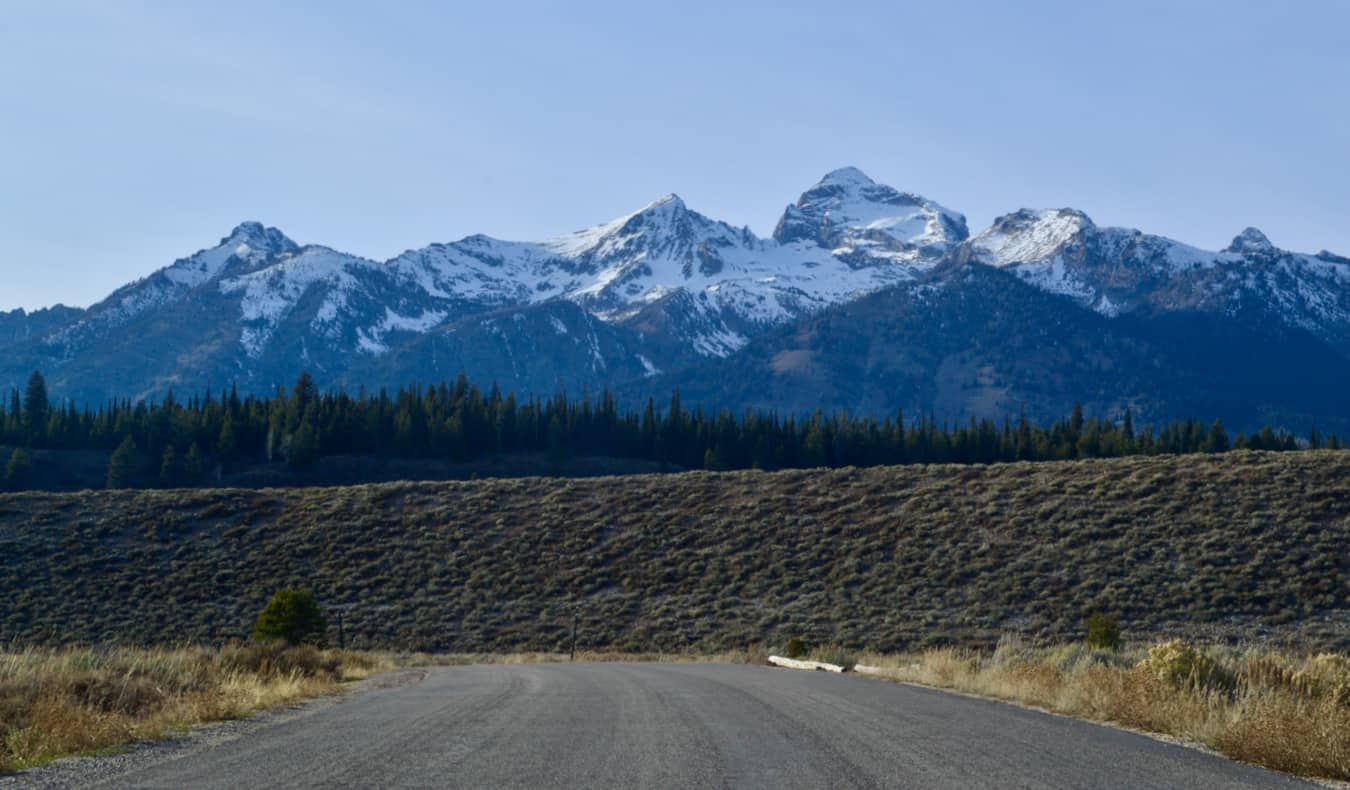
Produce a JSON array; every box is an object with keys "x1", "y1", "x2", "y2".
[
  {"x1": 653, "y1": 260, "x2": 1350, "y2": 433},
  {"x1": 0, "y1": 305, "x2": 84, "y2": 349},
  {"x1": 773, "y1": 166, "x2": 968, "y2": 266},
  {"x1": 961, "y1": 211, "x2": 1350, "y2": 355},
  {"x1": 3, "y1": 168, "x2": 1348, "y2": 433}
]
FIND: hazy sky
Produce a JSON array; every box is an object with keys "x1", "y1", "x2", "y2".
[{"x1": 3, "y1": 0, "x2": 1347, "y2": 311}]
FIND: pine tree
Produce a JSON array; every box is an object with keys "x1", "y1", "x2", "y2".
[
  {"x1": 4, "y1": 448, "x2": 33, "y2": 489},
  {"x1": 184, "y1": 443, "x2": 206, "y2": 484},
  {"x1": 23, "y1": 371, "x2": 49, "y2": 446},
  {"x1": 159, "y1": 445, "x2": 178, "y2": 488},
  {"x1": 218, "y1": 413, "x2": 239, "y2": 464},
  {"x1": 1206, "y1": 419, "x2": 1230, "y2": 453},
  {"x1": 287, "y1": 414, "x2": 319, "y2": 469},
  {"x1": 106, "y1": 436, "x2": 139, "y2": 489}
]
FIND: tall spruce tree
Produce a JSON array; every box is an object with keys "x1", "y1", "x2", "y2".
[
  {"x1": 106, "y1": 436, "x2": 139, "y2": 489},
  {"x1": 4, "y1": 448, "x2": 33, "y2": 489},
  {"x1": 159, "y1": 445, "x2": 178, "y2": 488},
  {"x1": 23, "y1": 371, "x2": 49, "y2": 446}
]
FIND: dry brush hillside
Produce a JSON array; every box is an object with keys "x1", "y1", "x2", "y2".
[{"x1": 1, "y1": 451, "x2": 1346, "y2": 651}]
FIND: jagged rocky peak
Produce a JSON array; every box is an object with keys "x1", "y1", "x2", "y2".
[
  {"x1": 615, "y1": 194, "x2": 694, "y2": 234},
  {"x1": 967, "y1": 208, "x2": 1096, "y2": 266},
  {"x1": 544, "y1": 192, "x2": 741, "y2": 264},
  {"x1": 772, "y1": 167, "x2": 969, "y2": 257},
  {"x1": 814, "y1": 166, "x2": 876, "y2": 189},
  {"x1": 220, "y1": 221, "x2": 300, "y2": 256},
  {"x1": 155, "y1": 221, "x2": 301, "y2": 290},
  {"x1": 1226, "y1": 227, "x2": 1276, "y2": 255}
]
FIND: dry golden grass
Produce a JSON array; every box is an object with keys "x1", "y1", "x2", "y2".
[
  {"x1": 0, "y1": 643, "x2": 394, "y2": 774},
  {"x1": 856, "y1": 638, "x2": 1350, "y2": 782}
]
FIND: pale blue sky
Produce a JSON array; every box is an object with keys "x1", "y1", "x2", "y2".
[{"x1": 3, "y1": 0, "x2": 1347, "y2": 311}]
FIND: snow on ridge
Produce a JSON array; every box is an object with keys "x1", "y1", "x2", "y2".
[
  {"x1": 814, "y1": 166, "x2": 876, "y2": 188},
  {"x1": 162, "y1": 222, "x2": 298, "y2": 289},
  {"x1": 970, "y1": 209, "x2": 1092, "y2": 265},
  {"x1": 58, "y1": 171, "x2": 1350, "y2": 367},
  {"x1": 773, "y1": 168, "x2": 968, "y2": 255},
  {"x1": 543, "y1": 194, "x2": 687, "y2": 258},
  {"x1": 220, "y1": 246, "x2": 369, "y2": 357}
]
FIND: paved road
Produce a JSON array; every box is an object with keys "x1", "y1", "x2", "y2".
[{"x1": 25, "y1": 663, "x2": 1315, "y2": 789}]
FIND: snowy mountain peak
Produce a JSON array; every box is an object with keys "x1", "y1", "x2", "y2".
[
  {"x1": 153, "y1": 222, "x2": 299, "y2": 291},
  {"x1": 773, "y1": 168, "x2": 968, "y2": 262},
  {"x1": 968, "y1": 209, "x2": 1095, "y2": 266},
  {"x1": 640, "y1": 193, "x2": 686, "y2": 212},
  {"x1": 221, "y1": 221, "x2": 298, "y2": 255},
  {"x1": 814, "y1": 166, "x2": 876, "y2": 188},
  {"x1": 1226, "y1": 227, "x2": 1275, "y2": 255}
]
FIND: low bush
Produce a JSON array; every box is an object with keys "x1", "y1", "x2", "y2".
[
  {"x1": 1138, "y1": 640, "x2": 1233, "y2": 691},
  {"x1": 1085, "y1": 613, "x2": 1120, "y2": 650}
]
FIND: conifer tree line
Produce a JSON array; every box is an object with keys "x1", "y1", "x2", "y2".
[{"x1": 0, "y1": 370, "x2": 1342, "y2": 489}]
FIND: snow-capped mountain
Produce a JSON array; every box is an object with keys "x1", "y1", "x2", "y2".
[
  {"x1": 2, "y1": 166, "x2": 1347, "y2": 432},
  {"x1": 961, "y1": 210, "x2": 1350, "y2": 353},
  {"x1": 45, "y1": 222, "x2": 300, "y2": 352},
  {"x1": 773, "y1": 167, "x2": 968, "y2": 266},
  {"x1": 386, "y1": 177, "x2": 961, "y2": 357}
]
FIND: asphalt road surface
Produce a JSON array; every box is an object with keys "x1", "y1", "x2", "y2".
[{"x1": 20, "y1": 663, "x2": 1316, "y2": 789}]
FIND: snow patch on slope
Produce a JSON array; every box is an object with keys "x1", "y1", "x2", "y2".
[
  {"x1": 220, "y1": 247, "x2": 364, "y2": 357},
  {"x1": 968, "y1": 209, "x2": 1092, "y2": 265}
]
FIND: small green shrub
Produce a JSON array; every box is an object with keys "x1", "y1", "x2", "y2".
[
  {"x1": 784, "y1": 637, "x2": 808, "y2": 659},
  {"x1": 1138, "y1": 640, "x2": 1233, "y2": 691},
  {"x1": 1085, "y1": 613, "x2": 1121, "y2": 650},
  {"x1": 253, "y1": 589, "x2": 328, "y2": 647}
]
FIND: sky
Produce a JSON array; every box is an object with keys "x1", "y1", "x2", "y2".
[{"x1": 2, "y1": 0, "x2": 1348, "y2": 311}]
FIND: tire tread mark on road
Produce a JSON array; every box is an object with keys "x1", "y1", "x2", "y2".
[
  {"x1": 606, "y1": 664, "x2": 733, "y2": 790},
  {"x1": 649, "y1": 665, "x2": 885, "y2": 789},
  {"x1": 359, "y1": 667, "x2": 539, "y2": 788}
]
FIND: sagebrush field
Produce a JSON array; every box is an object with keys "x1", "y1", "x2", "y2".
[{"x1": 1, "y1": 451, "x2": 1346, "y2": 651}]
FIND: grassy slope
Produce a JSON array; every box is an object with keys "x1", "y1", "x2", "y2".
[{"x1": 1, "y1": 451, "x2": 1347, "y2": 651}]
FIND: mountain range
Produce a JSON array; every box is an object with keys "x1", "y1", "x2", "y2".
[{"x1": 3, "y1": 167, "x2": 1348, "y2": 433}]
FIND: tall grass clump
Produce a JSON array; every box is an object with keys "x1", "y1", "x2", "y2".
[
  {"x1": 0, "y1": 645, "x2": 392, "y2": 774},
  {"x1": 855, "y1": 640, "x2": 1350, "y2": 782}
]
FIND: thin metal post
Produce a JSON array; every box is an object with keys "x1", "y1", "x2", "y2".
[{"x1": 570, "y1": 607, "x2": 578, "y2": 661}]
